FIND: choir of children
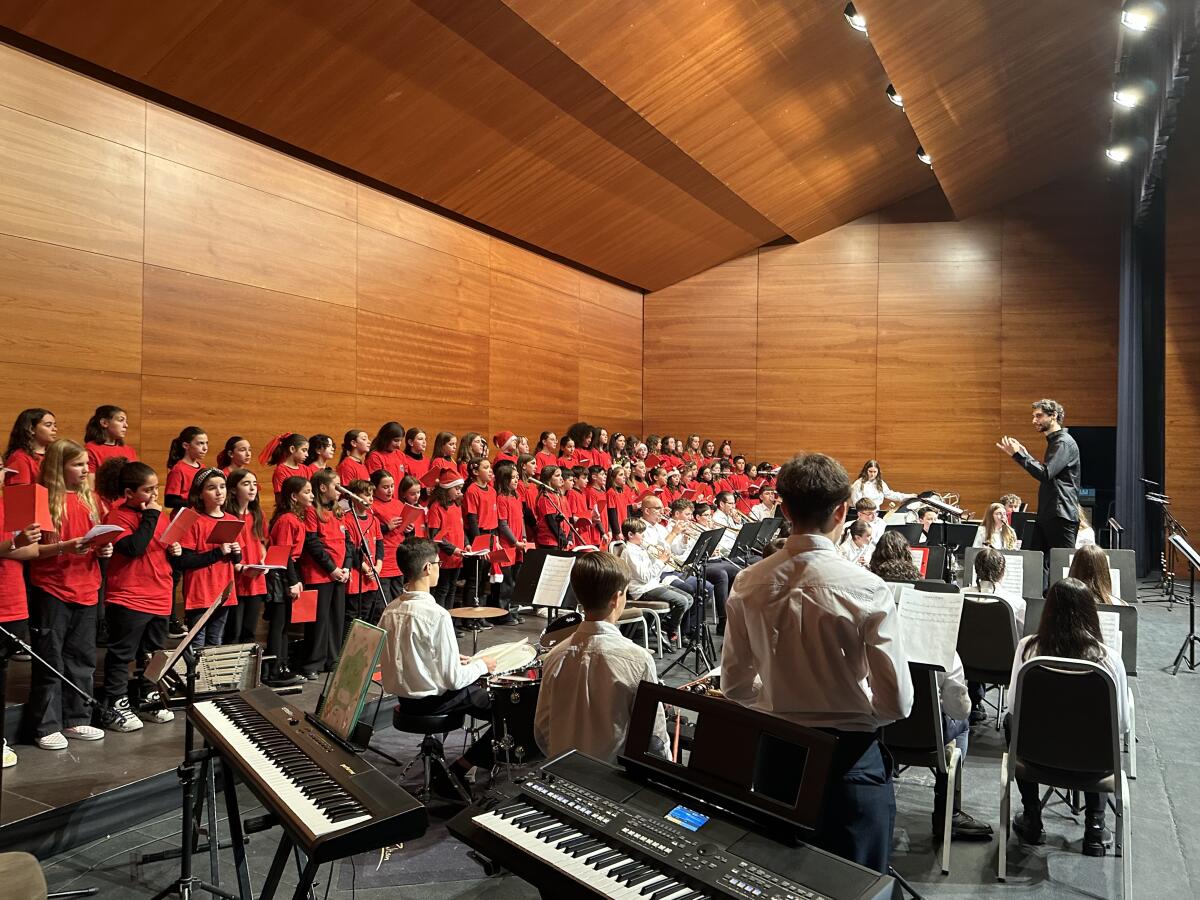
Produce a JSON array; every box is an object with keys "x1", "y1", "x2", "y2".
[{"x1": 0, "y1": 407, "x2": 773, "y2": 767}]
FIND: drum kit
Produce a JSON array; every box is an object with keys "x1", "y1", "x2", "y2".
[{"x1": 466, "y1": 611, "x2": 586, "y2": 777}]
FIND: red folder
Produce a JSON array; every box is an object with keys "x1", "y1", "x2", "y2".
[
  {"x1": 159, "y1": 508, "x2": 200, "y2": 546},
  {"x1": 909, "y1": 546, "x2": 930, "y2": 578},
  {"x1": 264, "y1": 545, "x2": 290, "y2": 568},
  {"x1": 471, "y1": 534, "x2": 493, "y2": 553},
  {"x1": 292, "y1": 589, "x2": 318, "y2": 623},
  {"x1": 3, "y1": 484, "x2": 52, "y2": 532},
  {"x1": 488, "y1": 544, "x2": 516, "y2": 567},
  {"x1": 400, "y1": 503, "x2": 426, "y2": 533},
  {"x1": 206, "y1": 518, "x2": 245, "y2": 544}
]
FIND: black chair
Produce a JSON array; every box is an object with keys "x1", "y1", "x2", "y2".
[
  {"x1": 1000, "y1": 657, "x2": 1131, "y2": 898},
  {"x1": 957, "y1": 593, "x2": 1019, "y2": 729},
  {"x1": 915, "y1": 579, "x2": 959, "y2": 594},
  {"x1": 884, "y1": 664, "x2": 960, "y2": 874},
  {"x1": 393, "y1": 708, "x2": 470, "y2": 803}
]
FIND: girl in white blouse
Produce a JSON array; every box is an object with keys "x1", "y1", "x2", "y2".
[
  {"x1": 849, "y1": 459, "x2": 915, "y2": 509},
  {"x1": 973, "y1": 502, "x2": 1019, "y2": 549}
]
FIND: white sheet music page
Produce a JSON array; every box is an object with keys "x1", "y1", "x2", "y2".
[
  {"x1": 897, "y1": 586, "x2": 964, "y2": 671},
  {"x1": 1096, "y1": 609, "x2": 1123, "y2": 657},
  {"x1": 533, "y1": 555, "x2": 575, "y2": 608},
  {"x1": 1000, "y1": 554, "x2": 1024, "y2": 597}
]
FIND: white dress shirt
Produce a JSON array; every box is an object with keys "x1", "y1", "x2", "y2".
[
  {"x1": 713, "y1": 510, "x2": 740, "y2": 529},
  {"x1": 1008, "y1": 635, "x2": 1128, "y2": 733},
  {"x1": 969, "y1": 580, "x2": 1027, "y2": 632},
  {"x1": 534, "y1": 620, "x2": 669, "y2": 764},
  {"x1": 378, "y1": 590, "x2": 486, "y2": 698},
  {"x1": 721, "y1": 533, "x2": 914, "y2": 732},
  {"x1": 850, "y1": 479, "x2": 910, "y2": 507},
  {"x1": 622, "y1": 541, "x2": 667, "y2": 599},
  {"x1": 972, "y1": 526, "x2": 1014, "y2": 549},
  {"x1": 940, "y1": 652, "x2": 971, "y2": 721},
  {"x1": 839, "y1": 538, "x2": 873, "y2": 568},
  {"x1": 749, "y1": 503, "x2": 777, "y2": 522}
]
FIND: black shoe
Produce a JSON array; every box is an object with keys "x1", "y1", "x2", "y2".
[
  {"x1": 495, "y1": 614, "x2": 521, "y2": 626},
  {"x1": 934, "y1": 810, "x2": 994, "y2": 841},
  {"x1": 1012, "y1": 812, "x2": 1045, "y2": 845},
  {"x1": 716, "y1": 619, "x2": 726, "y2": 637},
  {"x1": 454, "y1": 627, "x2": 466, "y2": 638},
  {"x1": 478, "y1": 620, "x2": 494, "y2": 630},
  {"x1": 299, "y1": 670, "x2": 319, "y2": 682},
  {"x1": 969, "y1": 706, "x2": 987, "y2": 726},
  {"x1": 1083, "y1": 813, "x2": 1111, "y2": 857},
  {"x1": 268, "y1": 669, "x2": 304, "y2": 687}
]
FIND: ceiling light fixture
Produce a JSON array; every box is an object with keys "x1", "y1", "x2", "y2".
[
  {"x1": 1112, "y1": 78, "x2": 1155, "y2": 109},
  {"x1": 1121, "y1": 1, "x2": 1165, "y2": 32},
  {"x1": 1105, "y1": 145, "x2": 1132, "y2": 163},
  {"x1": 843, "y1": 3, "x2": 867, "y2": 34},
  {"x1": 916, "y1": 146, "x2": 932, "y2": 166},
  {"x1": 1113, "y1": 89, "x2": 1141, "y2": 108},
  {"x1": 886, "y1": 84, "x2": 904, "y2": 108}
]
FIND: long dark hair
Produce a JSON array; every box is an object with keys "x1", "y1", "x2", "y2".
[
  {"x1": 869, "y1": 531, "x2": 919, "y2": 581},
  {"x1": 404, "y1": 427, "x2": 425, "y2": 458},
  {"x1": 1026, "y1": 577, "x2": 1105, "y2": 662},
  {"x1": 432, "y1": 431, "x2": 456, "y2": 460},
  {"x1": 370, "y1": 421, "x2": 404, "y2": 454},
  {"x1": 167, "y1": 426, "x2": 206, "y2": 469},
  {"x1": 305, "y1": 433, "x2": 333, "y2": 466},
  {"x1": 494, "y1": 461, "x2": 518, "y2": 497},
  {"x1": 857, "y1": 459, "x2": 884, "y2": 490},
  {"x1": 6, "y1": 408, "x2": 53, "y2": 458},
  {"x1": 224, "y1": 468, "x2": 265, "y2": 542},
  {"x1": 456, "y1": 432, "x2": 483, "y2": 465},
  {"x1": 269, "y1": 475, "x2": 309, "y2": 531},
  {"x1": 84, "y1": 405, "x2": 125, "y2": 445},
  {"x1": 187, "y1": 468, "x2": 226, "y2": 512},
  {"x1": 95, "y1": 457, "x2": 155, "y2": 503},
  {"x1": 310, "y1": 468, "x2": 340, "y2": 522},
  {"x1": 340, "y1": 429, "x2": 367, "y2": 461},
  {"x1": 264, "y1": 433, "x2": 306, "y2": 467},
  {"x1": 565, "y1": 422, "x2": 593, "y2": 449},
  {"x1": 216, "y1": 435, "x2": 248, "y2": 470}
]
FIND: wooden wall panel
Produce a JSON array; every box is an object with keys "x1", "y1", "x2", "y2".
[
  {"x1": 0, "y1": 104, "x2": 144, "y2": 260},
  {"x1": 144, "y1": 156, "x2": 356, "y2": 306},
  {"x1": 0, "y1": 234, "x2": 143, "y2": 373},
  {"x1": 757, "y1": 259, "x2": 878, "y2": 318},
  {"x1": 642, "y1": 254, "x2": 757, "y2": 318},
  {"x1": 0, "y1": 49, "x2": 642, "y2": 483},
  {"x1": 877, "y1": 260, "x2": 1001, "y2": 318}
]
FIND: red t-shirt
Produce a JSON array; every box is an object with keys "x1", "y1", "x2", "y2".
[
  {"x1": 464, "y1": 482, "x2": 499, "y2": 531},
  {"x1": 606, "y1": 487, "x2": 633, "y2": 534},
  {"x1": 593, "y1": 450, "x2": 613, "y2": 470},
  {"x1": 585, "y1": 486, "x2": 610, "y2": 539},
  {"x1": 426, "y1": 502, "x2": 464, "y2": 569},
  {"x1": 492, "y1": 452, "x2": 518, "y2": 467},
  {"x1": 534, "y1": 492, "x2": 566, "y2": 547},
  {"x1": 234, "y1": 511, "x2": 267, "y2": 597},
  {"x1": 269, "y1": 512, "x2": 306, "y2": 567},
  {"x1": 346, "y1": 513, "x2": 382, "y2": 593},
  {"x1": 429, "y1": 456, "x2": 457, "y2": 477},
  {"x1": 300, "y1": 506, "x2": 347, "y2": 585},
  {"x1": 574, "y1": 448, "x2": 596, "y2": 468},
  {"x1": 497, "y1": 494, "x2": 525, "y2": 544},
  {"x1": 727, "y1": 473, "x2": 750, "y2": 496},
  {"x1": 30, "y1": 493, "x2": 101, "y2": 606},
  {"x1": 517, "y1": 480, "x2": 537, "y2": 510},
  {"x1": 181, "y1": 510, "x2": 239, "y2": 610},
  {"x1": 336, "y1": 456, "x2": 371, "y2": 487},
  {"x1": 86, "y1": 442, "x2": 137, "y2": 474},
  {"x1": 365, "y1": 449, "x2": 406, "y2": 487},
  {"x1": 0, "y1": 505, "x2": 27, "y2": 622},
  {"x1": 103, "y1": 501, "x2": 173, "y2": 615},
  {"x1": 166, "y1": 460, "x2": 202, "y2": 500},
  {"x1": 645, "y1": 454, "x2": 662, "y2": 470},
  {"x1": 371, "y1": 498, "x2": 409, "y2": 578},
  {"x1": 690, "y1": 484, "x2": 716, "y2": 505},
  {"x1": 273, "y1": 462, "x2": 314, "y2": 494},
  {"x1": 4, "y1": 448, "x2": 42, "y2": 487},
  {"x1": 403, "y1": 453, "x2": 430, "y2": 481},
  {"x1": 558, "y1": 451, "x2": 583, "y2": 470},
  {"x1": 534, "y1": 451, "x2": 558, "y2": 472}
]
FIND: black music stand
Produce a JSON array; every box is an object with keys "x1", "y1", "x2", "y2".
[
  {"x1": 0, "y1": 623, "x2": 100, "y2": 899},
  {"x1": 1144, "y1": 491, "x2": 1185, "y2": 606},
  {"x1": 752, "y1": 516, "x2": 784, "y2": 553},
  {"x1": 512, "y1": 548, "x2": 577, "y2": 619},
  {"x1": 662, "y1": 528, "x2": 726, "y2": 679},
  {"x1": 1170, "y1": 535, "x2": 1200, "y2": 676},
  {"x1": 148, "y1": 585, "x2": 251, "y2": 900}
]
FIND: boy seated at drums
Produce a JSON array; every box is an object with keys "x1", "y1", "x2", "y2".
[
  {"x1": 534, "y1": 551, "x2": 669, "y2": 764},
  {"x1": 379, "y1": 538, "x2": 498, "y2": 801}
]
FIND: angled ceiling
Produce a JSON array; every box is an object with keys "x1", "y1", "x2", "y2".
[{"x1": 0, "y1": 1, "x2": 1118, "y2": 291}]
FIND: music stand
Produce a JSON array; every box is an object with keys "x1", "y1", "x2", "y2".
[
  {"x1": 725, "y1": 521, "x2": 760, "y2": 566},
  {"x1": 512, "y1": 548, "x2": 578, "y2": 619},
  {"x1": 918, "y1": 496, "x2": 965, "y2": 522},
  {"x1": 885, "y1": 523, "x2": 923, "y2": 545},
  {"x1": 1170, "y1": 535, "x2": 1200, "y2": 676},
  {"x1": 752, "y1": 516, "x2": 784, "y2": 553},
  {"x1": 662, "y1": 528, "x2": 726, "y2": 679},
  {"x1": 1144, "y1": 491, "x2": 1185, "y2": 605}
]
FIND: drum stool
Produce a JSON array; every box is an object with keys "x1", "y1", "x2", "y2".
[{"x1": 393, "y1": 708, "x2": 470, "y2": 803}]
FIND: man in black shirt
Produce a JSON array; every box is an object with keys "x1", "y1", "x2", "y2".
[{"x1": 996, "y1": 399, "x2": 1081, "y2": 565}]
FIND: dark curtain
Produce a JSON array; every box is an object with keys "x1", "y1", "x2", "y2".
[{"x1": 1115, "y1": 177, "x2": 1166, "y2": 577}]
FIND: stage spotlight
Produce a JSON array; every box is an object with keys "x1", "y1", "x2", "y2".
[
  {"x1": 1105, "y1": 145, "x2": 1132, "y2": 163},
  {"x1": 844, "y1": 3, "x2": 867, "y2": 33},
  {"x1": 916, "y1": 146, "x2": 932, "y2": 166},
  {"x1": 886, "y1": 84, "x2": 904, "y2": 108},
  {"x1": 1121, "y1": 1, "x2": 1165, "y2": 32},
  {"x1": 1113, "y1": 89, "x2": 1140, "y2": 109},
  {"x1": 1113, "y1": 78, "x2": 1155, "y2": 109}
]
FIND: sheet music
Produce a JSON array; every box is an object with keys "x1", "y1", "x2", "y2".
[
  {"x1": 532, "y1": 555, "x2": 575, "y2": 608},
  {"x1": 1061, "y1": 566, "x2": 1122, "y2": 599},
  {"x1": 1097, "y1": 610, "x2": 1123, "y2": 657},
  {"x1": 1000, "y1": 554, "x2": 1024, "y2": 597},
  {"x1": 896, "y1": 586, "x2": 964, "y2": 671},
  {"x1": 717, "y1": 529, "x2": 736, "y2": 555}
]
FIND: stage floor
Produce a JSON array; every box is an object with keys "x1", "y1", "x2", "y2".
[{"x1": 14, "y1": 583, "x2": 1200, "y2": 899}]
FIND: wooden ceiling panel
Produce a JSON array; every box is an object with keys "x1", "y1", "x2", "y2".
[
  {"x1": 504, "y1": 0, "x2": 937, "y2": 240},
  {"x1": 856, "y1": 0, "x2": 1120, "y2": 219}
]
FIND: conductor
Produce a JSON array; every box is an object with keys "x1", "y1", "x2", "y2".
[{"x1": 996, "y1": 398, "x2": 1081, "y2": 556}]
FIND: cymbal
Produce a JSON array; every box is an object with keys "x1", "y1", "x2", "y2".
[{"x1": 450, "y1": 606, "x2": 509, "y2": 619}]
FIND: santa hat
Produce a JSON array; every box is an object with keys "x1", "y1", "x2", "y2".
[
  {"x1": 436, "y1": 470, "x2": 465, "y2": 489},
  {"x1": 492, "y1": 430, "x2": 517, "y2": 452}
]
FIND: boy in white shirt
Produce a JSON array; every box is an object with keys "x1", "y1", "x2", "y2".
[
  {"x1": 379, "y1": 539, "x2": 497, "y2": 801},
  {"x1": 749, "y1": 486, "x2": 780, "y2": 521},
  {"x1": 619, "y1": 517, "x2": 692, "y2": 645},
  {"x1": 535, "y1": 551, "x2": 669, "y2": 763}
]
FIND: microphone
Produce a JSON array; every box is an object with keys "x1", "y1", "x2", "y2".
[
  {"x1": 335, "y1": 483, "x2": 367, "y2": 504},
  {"x1": 530, "y1": 478, "x2": 552, "y2": 491}
]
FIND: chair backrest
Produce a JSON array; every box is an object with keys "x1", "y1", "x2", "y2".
[
  {"x1": 1023, "y1": 596, "x2": 1138, "y2": 676},
  {"x1": 882, "y1": 665, "x2": 947, "y2": 772},
  {"x1": 961, "y1": 547, "x2": 1044, "y2": 597},
  {"x1": 915, "y1": 579, "x2": 959, "y2": 594},
  {"x1": 956, "y1": 593, "x2": 1019, "y2": 678},
  {"x1": 1009, "y1": 656, "x2": 1121, "y2": 775}
]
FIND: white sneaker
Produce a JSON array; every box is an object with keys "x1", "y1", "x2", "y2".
[
  {"x1": 102, "y1": 698, "x2": 144, "y2": 733},
  {"x1": 140, "y1": 706, "x2": 175, "y2": 724},
  {"x1": 37, "y1": 732, "x2": 68, "y2": 751},
  {"x1": 2, "y1": 740, "x2": 16, "y2": 768},
  {"x1": 63, "y1": 725, "x2": 105, "y2": 741}
]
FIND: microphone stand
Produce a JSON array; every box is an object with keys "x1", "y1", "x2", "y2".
[{"x1": 0, "y1": 623, "x2": 101, "y2": 899}]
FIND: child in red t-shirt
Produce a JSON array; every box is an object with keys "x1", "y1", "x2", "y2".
[
  {"x1": 164, "y1": 426, "x2": 208, "y2": 510},
  {"x1": 224, "y1": 468, "x2": 268, "y2": 645},
  {"x1": 263, "y1": 432, "x2": 313, "y2": 497},
  {"x1": 175, "y1": 468, "x2": 241, "y2": 649},
  {"x1": 263, "y1": 476, "x2": 312, "y2": 686},
  {"x1": 337, "y1": 429, "x2": 372, "y2": 486},
  {"x1": 365, "y1": 421, "x2": 407, "y2": 487},
  {"x1": 84, "y1": 404, "x2": 137, "y2": 476},
  {"x1": 463, "y1": 458, "x2": 500, "y2": 609},
  {"x1": 298, "y1": 469, "x2": 350, "y2": 678},
  {"x1": 4, "y1": 407, "x2": 57, "y2": 487},
  {"x1": 344, "y1": 479, "x2": 385, "y2": 628},
  {"x1": 426, "y1": 469, "x2": 466, "y2": 611}
]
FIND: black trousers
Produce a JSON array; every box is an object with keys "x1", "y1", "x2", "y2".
[
  {"x1": 397, "y1": 684, "x2": 494, "y2": 769},
  {"x1": 264, "y1": 597, "x2": 292, "y2": 674},
  {"x1": 103, "y1": 604, "x2": 168, "y2": 706},
  {"x1": 1027, "y1": 515, "x2": 1079, "y2": 582},
  {"x1": 812, "y1": 729, "x2": 896, "y2": 874},
  {"x1": 301, "y1": 581, "x2": 345, "y2": 674},
  {"x1": 461, "y1": 530, "x2": 496, "y2": 607},
  {"x1": 346, "y1": 587, "x2": 387, "y2": 630},
  {"x1": 27, "y1": 588, "x2": 97, "y2": 737},
  {"x1": 227, "y1": 593, "x2": 266, "y2": 644},
  {"x1": 432, "y1": 566, "x2": 460, "y2": 611}
]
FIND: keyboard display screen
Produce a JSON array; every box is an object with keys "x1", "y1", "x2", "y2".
[{"x1": 664, "y1": 805, "x2": 709, "y2": 832}]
